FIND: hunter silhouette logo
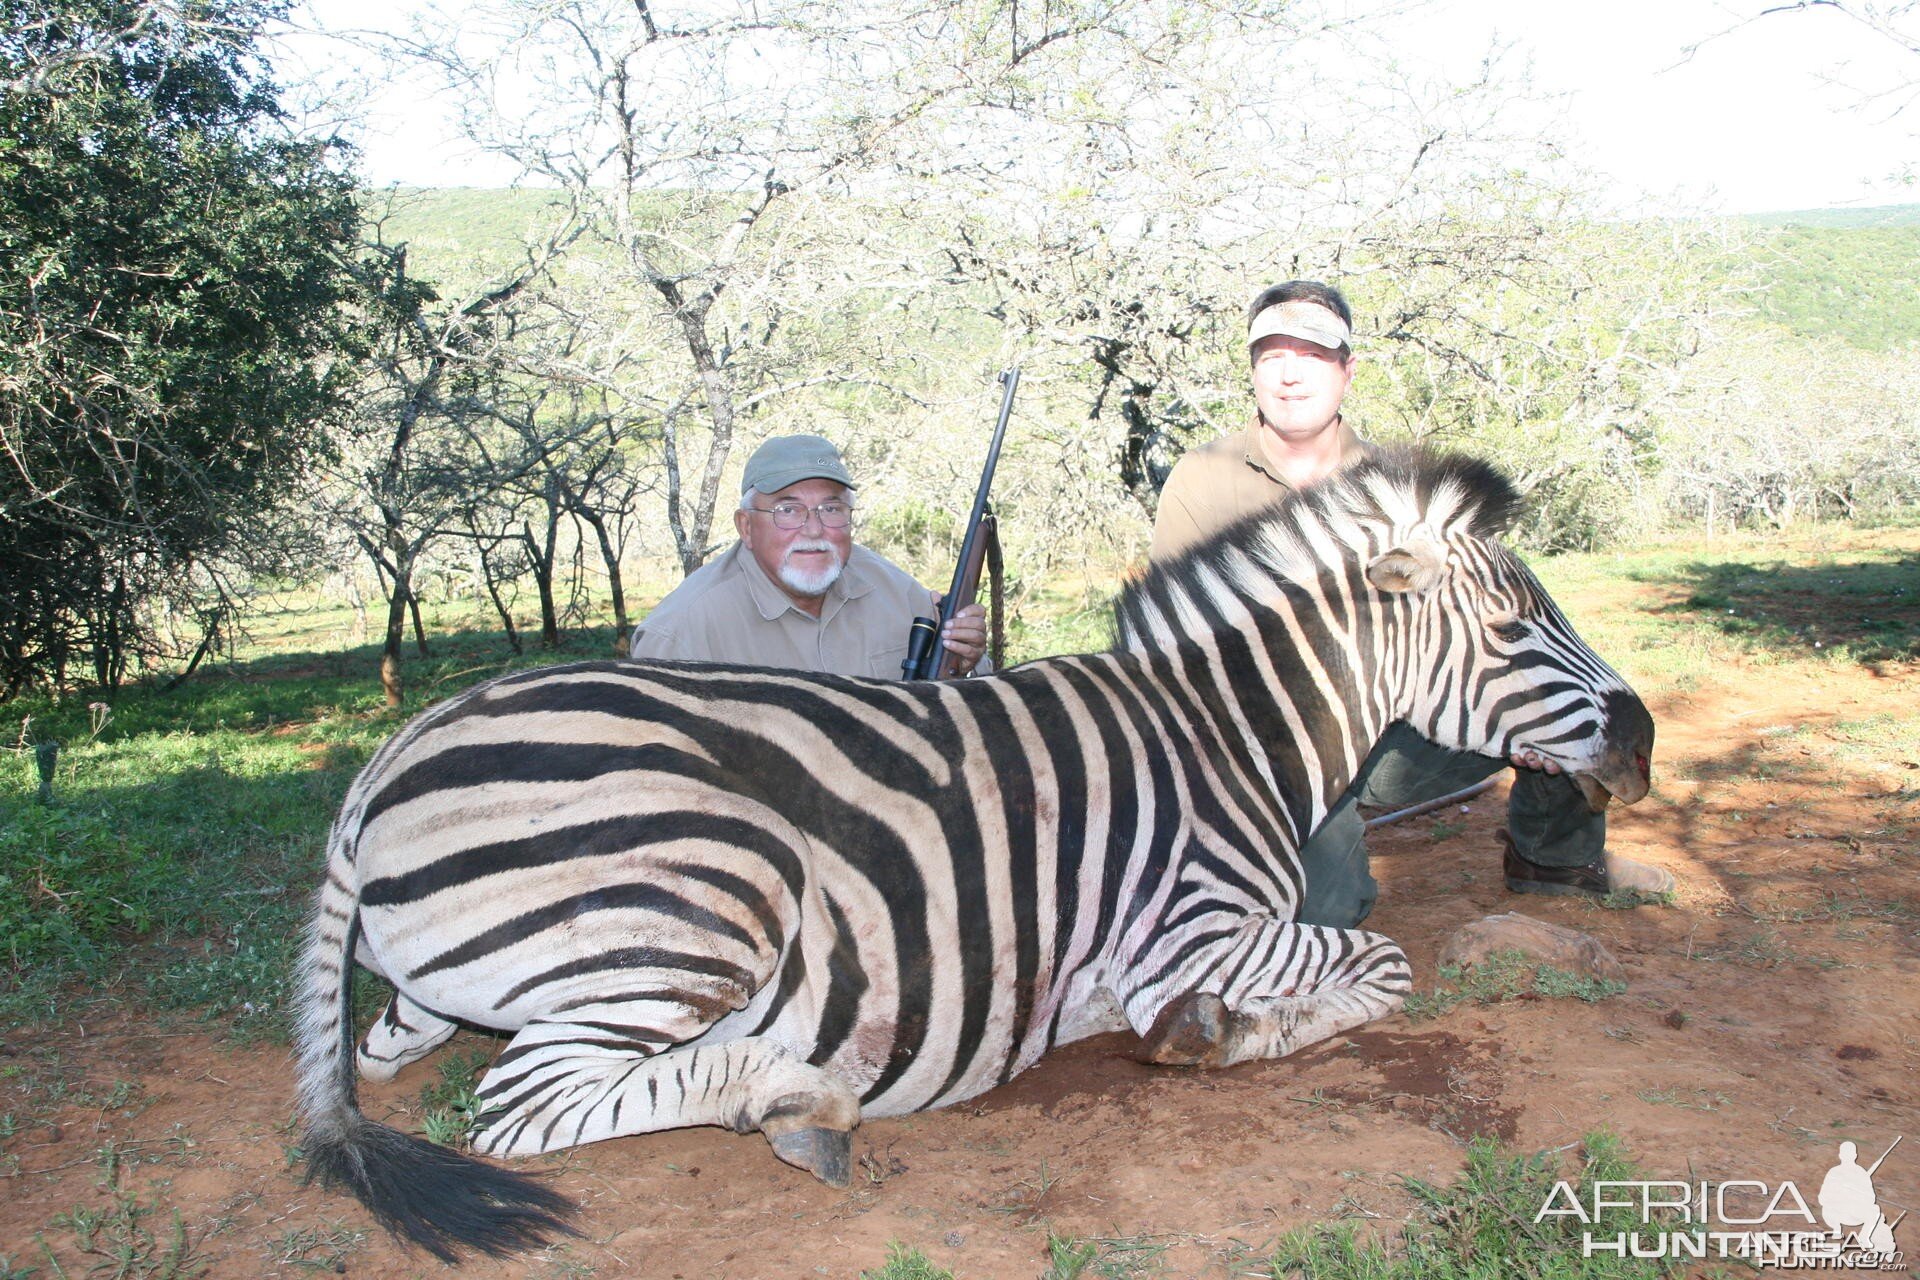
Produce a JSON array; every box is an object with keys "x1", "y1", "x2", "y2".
[
  {"x1": 1536, "y1": 1136, "x2": 1907, "y2": 1268},
  {"x1": 1819, "y1": 1139, "x2": 1903, "y2": 1258}
]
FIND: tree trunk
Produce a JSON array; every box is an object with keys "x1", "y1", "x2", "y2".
[
  {"x1": 542, "y1": 487, "x2": 562, "y2": 647},
  {"x1": 656, "y1": 289, "x2": 737, "y2": 576},
  {"x1": 473, "y1": 536, "x2": 522, "y2": 654},
  {"x1": 579, "y1": 506, "x2": 630, "y2": 650},
  {"x1": 380, "y1": 577, "x2": 409, "y2": 708},
  {"x1": 163, "y1": 613, "x2": 222, "y2": 693},
  {"x1": 1117, "y1": 396, "x2": 1168, "y2": 519},
  {"x1": 486, "y1": 576, "x2": 523, "y2": 654},
  {"x1": 524, "y1": 489, "x2": 562, "y2": 648},
  {"x1": 345, "y1": 571, "x2": 369, "y2": 644},
  {"x1": 409, "y1": 592, "x2": 430, "y2": 657}
]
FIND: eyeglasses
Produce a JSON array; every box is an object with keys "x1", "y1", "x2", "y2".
[{"x1": 750, "y1": 500, "x2": 854, "y2": 530}]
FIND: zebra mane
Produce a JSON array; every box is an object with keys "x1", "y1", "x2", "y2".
[
  {"x1": 1303, "y1": 445, "x2": 1523, "y2": 544},
  {"x1": 1116, "y1": 446, "x2": 1523, "y2": 642}
]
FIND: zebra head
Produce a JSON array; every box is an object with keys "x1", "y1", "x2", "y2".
[
  {"x1": 1119, "y1": 448, "x2": 1652, "y2": 815},
  {"x1": 1346, "y1": 453, "x2": 1654, "y2": 810}
]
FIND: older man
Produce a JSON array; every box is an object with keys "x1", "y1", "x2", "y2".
[
  {"x1": 630, "y1": 434, "x2": 988, "y2": 678},
  {"x1": 1151, "y1": 280, "x2": 1672, "y2": 928}
]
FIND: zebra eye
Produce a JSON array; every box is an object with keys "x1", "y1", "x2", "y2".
[{"x1": 1488, "y1": 616, "x2": 1531, "y2": 643}]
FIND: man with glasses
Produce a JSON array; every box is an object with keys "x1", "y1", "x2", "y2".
[
  {"x1": 1150, "y1": 280, "x2": 1672, "y2": 928},
  {"x1": 629, "y1": 434, "x2": 989, "y2": 678}
]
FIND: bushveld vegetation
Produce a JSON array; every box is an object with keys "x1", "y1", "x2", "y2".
[
  {"x1": 0, "y1": 0, "x2": 361, "y2": 698},
  {"x1": 4, "y1": 0, "x2": 1917, "y2": 706}
]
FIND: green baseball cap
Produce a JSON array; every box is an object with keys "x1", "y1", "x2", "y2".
[{"x1": 739, "y1": 434, "x2": 858, "y2": 496}]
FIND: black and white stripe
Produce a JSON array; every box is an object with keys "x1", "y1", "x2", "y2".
[{"x1": 295, "y1": 448, "x2": 1652, "y2": 1260}]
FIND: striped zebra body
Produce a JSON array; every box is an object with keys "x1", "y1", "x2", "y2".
[{"x1": 295, "y1": 449, "x2": 1652, "y2": 1260}]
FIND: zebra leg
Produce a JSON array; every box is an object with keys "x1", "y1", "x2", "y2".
[
  {"x1": 468, "y1": 1024, "x2": 861, "y2": 1187},
  {"x1": 1137, "y1": 921, "x2": 1411, "y2": 1068},
  {"x1": 356, "y1": 993, "x2": 458, "y2": 1082}
]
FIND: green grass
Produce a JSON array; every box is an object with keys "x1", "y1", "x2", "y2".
[
  {"x1": 45, "y1": 1186, "x2": 205, "y2": 1279},
  {"x1": 266, "y1": 1222, "x2": 366, "y2": 1273},
  {"x1": 0, "y1": 734, "x2": 350, "y2": 1031},
  {"x1": 861, "y1": 1243, "x2": 957, "y2": 1280},
  {"x1": 1005, "y1": 581, "x2": 1118, "y2": 666},
  {"x1": 858, "y1": 1137, "x2": 1684, "y2": 1280},
  {"x1": 1634, "y1": 1087, "x2": 1730, "y2": 1111},
  {"x1": 1042, "y1": 1232, "x2": 1167, "y2": 1278},
  {"x1": 0, "y1": 623, "x2": 614, "y2": 1033},
  {"x1": 1693, "y1": 924, "x2": 1847, "y2": 972},
  {"x1": 1772, "y1": 712, "x2": 1920, "y2": 780},
  {"x1": 1262, "y1": 1132, "x2": 1680, "y2": 1279},
  {"x1": 418, "y1": 1049, "x2": 492, "y2": 1149},
  {"x1": 1529, "y1": 533, "x2": 1920, "y2": 693},
  {"x1": 1402, "y1": 951, "x2": 1626, "y2": 1023}
]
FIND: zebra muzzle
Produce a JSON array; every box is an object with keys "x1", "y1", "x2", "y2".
[
  {"x1": 1571, "y1": 754, "x2": 1651, "y2": 812},
  {"x1": 1571, "y1": 772, "x2": 1615, "y2": 813}
]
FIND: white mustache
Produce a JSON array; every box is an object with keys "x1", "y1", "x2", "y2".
[{"x1": 777, "y1": 537, "x2": 846, "y2": 598}]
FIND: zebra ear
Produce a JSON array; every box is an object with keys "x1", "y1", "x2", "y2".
[{"x1": 1366, "y1": 537, "x2": 1448, "y2": 594}]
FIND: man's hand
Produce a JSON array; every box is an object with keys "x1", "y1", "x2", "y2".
[
  {"x1": 1510, "y1": 747, "x2": 1563, "y2": 775},
  {"x1": 937, "y1": 598, "x2": 989, "y2": 675}
]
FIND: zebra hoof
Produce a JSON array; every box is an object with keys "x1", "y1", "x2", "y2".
[
  {"x1": 1140, "y1": 991, "x2": 1232, "y2": 1067},
  {"x1": 769, "y1": 1126, "x2": 853, "y2": 1188}
]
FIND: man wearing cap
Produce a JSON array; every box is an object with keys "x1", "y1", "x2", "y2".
[
  {"x1": 629, "y1": 434, "x2": 988, "y2": 678},
  {"x1": 1150, "y1": 279, "x2": 1673, "y2": 928}
]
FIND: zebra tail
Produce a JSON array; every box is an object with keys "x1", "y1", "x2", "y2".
[{"x1": 293, "y1": 858, "x2": 577, "y2": 1263}]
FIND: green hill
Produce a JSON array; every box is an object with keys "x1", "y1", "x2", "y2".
[
  {"x1": 1745, "y1": 203, "x2": 1920, "y2": 230},
  {"x1": 355, "y1": 187, "x2": 1920, "y2": 353},
  {"x1": 356, "y1": 186, "x2": 576, "y2": 286},
  {"x1": 1752, "y1": 224, "x2": 1920, "y2": 350}
]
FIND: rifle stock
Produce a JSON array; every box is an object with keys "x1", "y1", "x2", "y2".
[
  {"x1": 902, "y1": 367, "x2": 1019, "y2": 680},
  {"x1": 928, "y1": 513, "x2": 995, "y2": 680}
]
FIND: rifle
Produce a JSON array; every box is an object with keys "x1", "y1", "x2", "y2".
[{"x1": 902, "y1": 366, "x2": 1019, "y2": 680}]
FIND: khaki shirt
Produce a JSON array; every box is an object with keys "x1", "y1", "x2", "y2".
[
  {"x1": 630, "y1": 541, "x2": 946, "y2": 679},
  {"x1": 1148, "y1": 416, "x2": 1374, "y2": 560}
]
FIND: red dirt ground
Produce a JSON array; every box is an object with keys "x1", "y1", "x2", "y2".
[{"x1": 4, "y1": 658, "x2": 1917, "y2": 1279}]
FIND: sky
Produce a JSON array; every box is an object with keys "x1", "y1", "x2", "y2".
[
  {"x1": 1390, "y1": 0, "x2": 1917, "y2": 213},
  {"x1": 286, "y1": 0, "x2": 1919, "y2": 215}
]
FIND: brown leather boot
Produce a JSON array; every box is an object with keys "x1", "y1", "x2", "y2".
[{"x1": 1500, "y1": 830, "x2": 1675, "y2": 901}]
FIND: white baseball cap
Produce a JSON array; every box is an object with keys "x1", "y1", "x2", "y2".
[{"x1": 1247, "y1": 298, "x2": 1352, "y2": 352}]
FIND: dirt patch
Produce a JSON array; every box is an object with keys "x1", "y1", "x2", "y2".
[
  {"x1": 1315, "y1": 1029, "x2": 1524, "y2": 1145},
  {"x1": 5, "y1": 658, "x2": 1918, "y2": 1279}
]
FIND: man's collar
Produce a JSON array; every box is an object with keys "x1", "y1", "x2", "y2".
[
  {"x1": 730, "y1": 541, "x2": 873, "y2": 621},
  {"x1": 1241, "y1": 414, "x2": 1367, "y2": 483}
]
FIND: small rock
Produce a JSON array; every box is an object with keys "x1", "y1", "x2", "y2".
[
  {"x1": 1436, "y1": 912, "x2": 1626, "y2": 984},
  {"x1": 1663, "y1": 1009, "x2": 1688, "y2": 1030}
]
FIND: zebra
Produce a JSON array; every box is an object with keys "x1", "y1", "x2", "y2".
[{"x1": 294, "y1": 448, "x2": 1653, "y2": 1260}]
